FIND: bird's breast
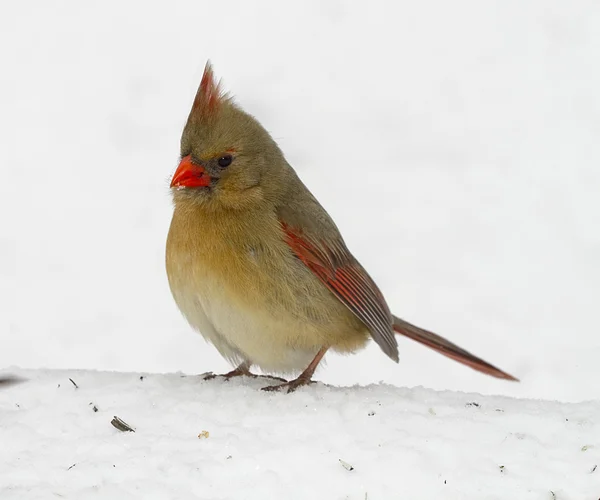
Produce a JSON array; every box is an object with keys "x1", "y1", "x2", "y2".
[{"x1": 166, "y1": 206, "x2": 332, "y2": 371}]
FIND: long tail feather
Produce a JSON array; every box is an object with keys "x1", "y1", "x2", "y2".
[{"x1": 392, "y1": 315, "x2": 518, "y2": 381}]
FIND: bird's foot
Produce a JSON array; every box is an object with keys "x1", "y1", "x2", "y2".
[
  {"x1": 261, "y1": 347, "x2": 327, "y2": 393},
  {"x1": 250, "y1": 374, "x2": 288, "y2": 383},
  {"x1": 261, "y1": 376, "x2": 316, "y2": 394},
  {"x1": 204, "y1": 367, "x2": 287, "y2": 384},
  {"x1": 203, "y1": 366, "x2": 251, "y2": 381}
]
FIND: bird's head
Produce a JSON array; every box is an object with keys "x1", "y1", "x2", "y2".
[{"x1": 170, "y1": 62, "x2": 287, "y2": 211}]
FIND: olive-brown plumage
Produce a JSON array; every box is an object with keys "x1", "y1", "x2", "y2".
[{"x1": 166, "y1": 62, "x2": 517, "y2": 392}]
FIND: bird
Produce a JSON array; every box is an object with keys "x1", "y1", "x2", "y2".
[{"x1": 165, "y1": 62, "x2": 518, "y2": 393}]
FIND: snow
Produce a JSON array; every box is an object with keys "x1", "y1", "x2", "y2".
[
  {"x1": 1, "y1": 1, "x2": 599, "y2": 493},
  {"x1": 1, "y1": 368, "x2": 599, "y2": 499}
]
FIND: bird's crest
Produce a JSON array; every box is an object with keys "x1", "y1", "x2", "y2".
[{"x1": 190, "y1": 61, "x2": 226, "y2": 122}]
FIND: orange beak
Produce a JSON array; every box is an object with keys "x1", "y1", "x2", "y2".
[{"x1": 170, "y1": 155, "x2": 211, "y2": 188}]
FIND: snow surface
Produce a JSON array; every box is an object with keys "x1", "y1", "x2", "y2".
[
  {"x1": 1, "y1": 368, "x2": 599, "y2": 499},
  {"x1": 1, "y1": 3, "x2": 600, "y2": 402}
]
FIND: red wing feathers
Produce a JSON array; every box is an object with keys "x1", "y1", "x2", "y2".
[{"x1": 282, "y1": 223, "x2": 399, "y2": 362}]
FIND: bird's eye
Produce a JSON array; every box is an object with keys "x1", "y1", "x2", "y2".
[{"x1": 218, "y1": 155, "x2": 233, "y2": 168}]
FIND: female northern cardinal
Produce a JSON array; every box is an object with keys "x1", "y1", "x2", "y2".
[{"x1": 166, "y1": 62, "x2": 517, "y2": 392}]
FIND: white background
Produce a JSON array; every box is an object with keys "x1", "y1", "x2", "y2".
[{"x1": 1, "y1": 0, "x2": 599, "y2": 403}]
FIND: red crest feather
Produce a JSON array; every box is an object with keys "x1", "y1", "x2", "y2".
[{"x1": 190, "y1": 61, "x2": 225, "y2": 121}]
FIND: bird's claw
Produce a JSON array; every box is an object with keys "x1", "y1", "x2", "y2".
[
  {"x1": 203, "y1": 370, "x2": 288, "y2": 384},
  {"x1": 261, "y1": 377, "x2": 315, "y2": 393},
  {"x1": 203, "y1": 368, "x2": 248, "y2": 381},
  {"x1": 252, "y1": 374, "x2": 288, "y2": 383}
]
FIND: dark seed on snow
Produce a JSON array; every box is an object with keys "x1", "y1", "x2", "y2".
[{"x1": 111, "y1": 416, "x2": 135, "y2": 432}]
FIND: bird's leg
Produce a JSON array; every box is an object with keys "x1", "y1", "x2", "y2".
[
  {"x1": 261, "y1": 347, "x2": 328, "y2": 393},
  {"x1": 203, "y1": 362, "x2": 288, "y2": 383}
]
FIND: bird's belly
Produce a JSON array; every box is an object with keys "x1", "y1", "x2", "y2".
[
  {"x1": 169, "y1": 263, "x2": 321, "y2": 374},
  {"x1": 196, "y1": 284, "x2": 319, "y2": 373}
]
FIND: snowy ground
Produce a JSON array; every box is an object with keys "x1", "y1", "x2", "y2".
[{"x1": 1, "y1": 368, "x2": 599, "y2": 499}]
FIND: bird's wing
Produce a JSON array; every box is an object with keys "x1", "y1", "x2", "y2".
[{"x1": 277, "y1": 190, "x2": 399, "y2": 362}]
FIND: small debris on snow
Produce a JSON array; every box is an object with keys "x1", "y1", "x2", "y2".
[
  {"x1": 140, "y1": 376, "x2": 144, "y2": 381},
  {"x1": 339, "y1": 459, "x2": 354, "y2": 471},
  {"x1": 550, "y1": 491, "x2": 556, "y2": 500},
  {"x1": 499, "y1": 465, "x2": 505, "y2": 474},
  {"x1": 495, "y1": 408, "x2": 504, "y2": 412},
  {"x1": 198, "y1": 430, "x2": 210, "y2": 439},
  {"x1": 0, "y1": 375, "x2": 25, "y2": 388},
  {"x1": 466, "y1": 402, "x2": 480, "y2": 408},
  {"x1": 67, "y1": 463, "x2": 77, "y2": 471},
  {"x1": 590, "y1": 464, "x2": 597, "y2": 473},
  {"x1": 69, "y1": 378, "x2": 78, "y2": 389},
  {"x1": 428, "y1": 408, "x2": 436, "y2": 416},
  {"x1": 581, "y1": 444, "x2": 593, "y2": 451},
  {"x1": 367, "y1": 411, "x2": 376, "y2": 416},
  {"x1": 111, "y1": 416, "x2": 135, "y2": 432},
  {"x1": 89, "y1": 403, "x2": 98, "y2": 413},
  {"x1": 226, "y1": 455, "x2": 232, "y2": 460}
]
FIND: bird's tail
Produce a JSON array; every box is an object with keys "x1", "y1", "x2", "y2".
[{"x1": 392, "y1": 315, "x2": 518, "y2": 381}]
